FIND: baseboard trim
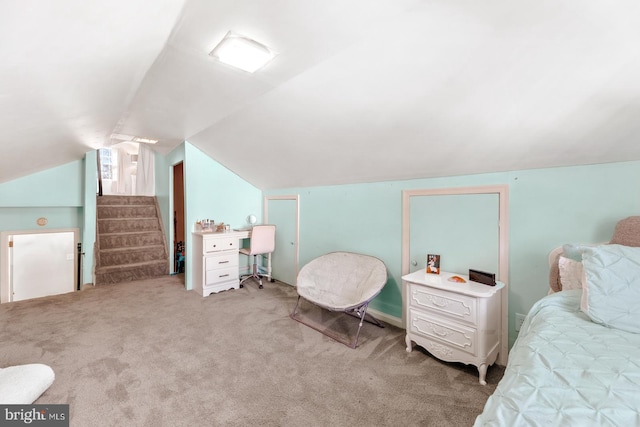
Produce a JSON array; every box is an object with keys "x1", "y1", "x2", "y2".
[{"x1": 367, "y1": 308, "x2": 402, "y2": 329}]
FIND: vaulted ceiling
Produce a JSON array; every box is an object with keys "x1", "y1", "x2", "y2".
[{"x1": 2, "y1": 1, "x2": 640, "y2": 189}]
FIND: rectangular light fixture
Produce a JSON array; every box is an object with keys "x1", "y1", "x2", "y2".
[
  {"x1": 110, "y1": 133, "x2": 135, "y2": 141},
  {"x1": 209, "y1": 31, "x2": 276, "y2": 73},
  {"x1": 132, "y1": 137, "x2": 158, "y2": 144},
  {"x1": 110, "y1": 134, "x2": 158, "y2": 144}
]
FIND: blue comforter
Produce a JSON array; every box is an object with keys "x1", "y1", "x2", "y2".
[{"x1": 474, "y1": 290, "x2": 640, "y2": 426}]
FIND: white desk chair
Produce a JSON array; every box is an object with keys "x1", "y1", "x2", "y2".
[{"x1": 240, "y1": 224, "x2": 276, "y2": 289}]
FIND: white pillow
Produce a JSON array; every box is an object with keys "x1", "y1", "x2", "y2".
[
  {"x1": 581, "y1": 244, "x2": 640, "y2": 334},
  {"x1": 558, "y1": 256, "x2": 583, "y2": 291},
  {"x1": 0, "y1": 364, "x2": 55, "y2": 404}
]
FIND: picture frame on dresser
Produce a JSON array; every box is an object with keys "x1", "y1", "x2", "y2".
[{"x1": 426, "y1": 254, "x2": 440, "y2": 274}]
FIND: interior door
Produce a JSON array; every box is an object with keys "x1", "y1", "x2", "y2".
[
  {"x1": 173, "y1": 161, "x2": 185, "y2": 274},
  {"x1": 265, "y1": 196, "x2": 299, "y2": 286},
  {"x1": 10, "y1": 231, "x2": 76, "y2": 301}
]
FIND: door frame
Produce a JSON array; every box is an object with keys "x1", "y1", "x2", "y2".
[
  {"x1": 264, "y1": 195, "x2": 300, "y2": 284},
  {"x1": 401, "y1": 185, "x2": 509, "y2": 365},
  {"x1": 171, "y1": 161, "x2": 185, "y2": 274}
]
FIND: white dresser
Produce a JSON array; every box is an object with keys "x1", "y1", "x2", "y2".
[
  {"x1": 192, "y1": 230, "x2": 250, "y2": 297},
  {"x1": 402, "y1": 270, "x2": 504, "y2": 385}
]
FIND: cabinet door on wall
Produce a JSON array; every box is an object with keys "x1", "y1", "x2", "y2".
[
  {"x1": 10, "y1": 231, "x2": 76, "y2": 302},
  {"x1": 409, "y1": 193, "x2": 499, "y2": 276}
]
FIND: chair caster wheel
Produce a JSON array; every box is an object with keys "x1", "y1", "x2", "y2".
[
  {"x1": 259, "y1": 285, "x2": 263, "y2": 289},
  {"x1": 239, "y1": 284, "x2": 244, "y2": 288}
]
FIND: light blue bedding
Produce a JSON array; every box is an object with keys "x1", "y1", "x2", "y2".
[{"x1": 474, "y1": 290, "x2": 640, "y2": 426}]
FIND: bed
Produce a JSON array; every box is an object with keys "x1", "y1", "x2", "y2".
[{"x1": 474, "y1": 217, "x2": 640, "y2": 426}]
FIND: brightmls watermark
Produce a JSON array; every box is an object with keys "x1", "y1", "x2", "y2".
[{"x1": 1, "y1": 405, "x2": 68, "y2": 426}]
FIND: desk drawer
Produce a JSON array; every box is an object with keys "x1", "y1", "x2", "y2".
[
  {"x1": 409, "y1": 284, "x2": 477, "y2": 326},
  {"x1": 204, "y1": 237, "x2": 238, "y2": 253},
  {"x1": 205, "y1": 252, "x2": 238, "y2": 270},
  {"x1": 205, "y1": 266, "x2": 238, "y2": 286}
]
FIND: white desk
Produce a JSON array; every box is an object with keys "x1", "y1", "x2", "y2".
[{"x1": 191, "y1": 230, "x2": 272, "y2": 297}]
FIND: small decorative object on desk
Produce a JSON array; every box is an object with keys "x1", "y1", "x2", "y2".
[
  {"x1": 196, "y1": 219, "x2": 213, "y2": 232},
  {"x1": 448, "y1": 275, "x2": 466, "y2": 283},
  {"x1": 426, "y1": 254, "x2": 441, "y2": 274}
]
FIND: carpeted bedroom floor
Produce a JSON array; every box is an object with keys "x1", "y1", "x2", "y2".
[{"x1": 1, "y1": 275, "x2": 503, "y2": 426}]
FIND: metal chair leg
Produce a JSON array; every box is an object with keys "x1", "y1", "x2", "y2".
[{"x1": 240, "y1": 254, "x2": 266, "y2": 289}]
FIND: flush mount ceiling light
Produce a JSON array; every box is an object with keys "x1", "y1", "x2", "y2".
[
  {"x1": 209, "y1": 31, "x2": 276, "y2": 73},
  {"x1": 110, "y1": 133, "x2": 135, "y2": 141},
  {"x1": 110, "y1": 134, "x2": 158, "y2": 144},
  {"x1": 132, "y1": 136, "x2": 158, "y2": 144}
]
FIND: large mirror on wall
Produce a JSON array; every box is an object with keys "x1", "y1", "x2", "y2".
[
  {"x1": 407, "y1": 193, "x2": 500, "y2": 275},
  {"x1": 401, "y1": 185, "x2": 509, "y2": 365}
]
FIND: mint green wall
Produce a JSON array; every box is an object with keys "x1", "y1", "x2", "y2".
[
  {"x1": 0, "y1": 207, "x2": 82, "y2": 229},
  {"x1": 154, "y1": 150, "x2": 171, "y2": 261},
  {"x1": 0, "y1": 160, "x2": 84, "y2": 207},
  {"x1": 265, "y1": 161, "x2": 640, "y2": 347},
  {"x1": 0, "y1": 159, "x2": 85, "y2": 232},
  {"x1": 182, "y1": 142, "x2": 262, "y2": 290},
  {"x1": 0, "y1": 159, "x2": 86, "y2": 286}
]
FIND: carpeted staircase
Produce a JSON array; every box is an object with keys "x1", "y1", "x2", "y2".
[{"x1": 95, "y1": 195, "x2": 169, "y2": 285}]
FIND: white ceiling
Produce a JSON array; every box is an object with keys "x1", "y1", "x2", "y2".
[{"x1": 2, "y1": 0, "x2": 640, "y2": 188}]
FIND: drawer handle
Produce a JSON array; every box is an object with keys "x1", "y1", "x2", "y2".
[
  {"x1": 219, "y1": 274, "x2": 230, "y2": 278},
  {"x1": 430, "y1": 296, "x2": 449, "y2": 308},
  {"x1": 218, "y1": 260, "x2": 229, "y2": 264},
  {"x1": 432, "y1": 326, "x2": 449, "y2": 337},
  {"x1": 426, "y1": 295, "x2": 472, "y2": 316}
]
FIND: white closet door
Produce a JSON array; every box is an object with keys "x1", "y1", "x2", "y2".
[
  {"x1": 11, "y1": 231, "x2": 75, "y2": 301},
  {"x1": 266, "y1": 197, "x2": 298, "y2": 286}
]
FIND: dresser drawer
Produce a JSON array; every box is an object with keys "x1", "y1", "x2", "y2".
[
  {"x1": 409, "y1": 283, "x2": 477, "y2": 326},
  {"x1": 409, "y1": 309, "x2": 476, "y2": 356},
  {"x1": 205, "y1": 252, "x2": 238, "y2": 270},
  {"x1": 204, "y1": 237, "x2": 238, "y2": 253},
  {"x1": 205, "y1": 266, "x2": 238, "y2": 285}
]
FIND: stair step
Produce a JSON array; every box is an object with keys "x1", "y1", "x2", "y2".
[
  {"x1": 100, "y1": 244, "x2": 165, "y2": 253},
  {"x1": 98, "y1": 218, "x2": 161, "y2": 234},
  {"x1": 99, "y1": 231, "x2": 165, "y2": 249},
  {"x1": 97, "y1": 195, "x2": 156, "y2": 206},
  {"x1": 98, "y1": 245, "x2": 166, "y2": 267},
  {"x1": 96, "y1": 259, "x2": 167, "y2": 272},
  {"x1": 95, "y1": 260, "x2": 168, "y2": 285},
  {"x1": 97, "y1": 205, "x2": 157, "y2": 219}
]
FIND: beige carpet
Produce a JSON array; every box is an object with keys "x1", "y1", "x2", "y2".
[{"x1": 1, "y1": 275, "x2": 503, "y2": 426}]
